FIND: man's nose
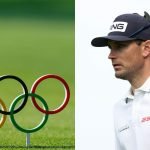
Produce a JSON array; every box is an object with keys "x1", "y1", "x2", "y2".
[{"x1": 108, "y1": 49, "x2": 117, "y2": 59}]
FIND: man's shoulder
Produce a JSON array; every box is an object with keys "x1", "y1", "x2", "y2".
[
  {"x1": 113, "y1": 99, "x2": 127, "y2": 121},
  {"x1": 113, "y1": 98, "x2": 127, "y2": 113},
  {"x1": 114, "y1": 87, "x2": 133, "y2": 109},
  {"x1": 114, "y1": 98, "x2": 125, "y2": 107}
]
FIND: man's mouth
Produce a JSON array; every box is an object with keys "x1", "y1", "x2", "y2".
[{"x1": 112, "y1": 64, "x2": 122, "y2": 70}]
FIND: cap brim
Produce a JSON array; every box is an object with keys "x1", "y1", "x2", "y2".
[{"x1": 91, "y1": 35, "x2": 136, "y2": 47}]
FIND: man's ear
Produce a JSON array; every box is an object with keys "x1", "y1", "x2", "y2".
[{"x1": 142, "y1": 40, "x2": 150, "y2": 57}]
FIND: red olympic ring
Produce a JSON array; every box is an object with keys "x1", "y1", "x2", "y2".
[{"x1": 31, "y1": 74, "x2": 70, "y2": 114}]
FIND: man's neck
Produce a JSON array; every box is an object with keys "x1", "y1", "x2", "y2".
[{"x1": 129, "y1": 74, "x2": 150, "y2": 94}]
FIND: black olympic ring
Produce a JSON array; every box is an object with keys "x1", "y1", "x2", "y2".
[{"x1": 0, "y1": 75, "x2": 28, "y2": 115}]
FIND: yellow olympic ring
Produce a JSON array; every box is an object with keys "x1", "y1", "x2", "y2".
[{"x1": 0, "y1": 98, "x2": 7, "y2": 128}]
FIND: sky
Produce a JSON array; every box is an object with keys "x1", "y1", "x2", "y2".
[{"x1": 76, "y1": 0, "x2": 150, "y2": 149}]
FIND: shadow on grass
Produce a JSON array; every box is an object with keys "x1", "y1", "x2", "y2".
[{"x1": 0, "y1": 145, "x2": 75, "y2": 149}]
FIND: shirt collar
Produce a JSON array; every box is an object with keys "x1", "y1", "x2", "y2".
[
  {"x1": 124, "y1": 88, "x2": 134, "y2": 103},
  {"x1": 135, "y1": 76, "x2": 150, "y2": 92},
  {"x1": 124, "y1": 76, "x2": 150, "y2": 103}
]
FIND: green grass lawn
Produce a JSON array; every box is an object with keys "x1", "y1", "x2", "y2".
[{"x1": 0, "y1": 18, "x2": 74, "y2": 149}]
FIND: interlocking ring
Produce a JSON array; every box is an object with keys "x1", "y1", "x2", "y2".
[
  {"x1": 0, "y1": 98, "x2": 7, "y2": 128},
  {"x1": 0, "y1": 74, "x2": 70, "y2": 133},
  {"x1": 31, "y1": 74, "x2": 70, "y2": 114},
  {"x1": 0, "y1": 75, "x2": 28, "y2": 115},
  {"x1": 9, "y1": 93, "x2": 49, "y2": 133}
]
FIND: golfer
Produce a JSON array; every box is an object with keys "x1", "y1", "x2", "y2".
[{"x1": 91, "y1": 12, "x2": 150, "y2": 150}]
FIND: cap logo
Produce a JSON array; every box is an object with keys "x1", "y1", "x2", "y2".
[{"x1": 110, "y1": 21, "x2": 128, "y2": 32}]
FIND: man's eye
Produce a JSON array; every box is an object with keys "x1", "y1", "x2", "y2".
[
  {"x1": 117, "y1": 45, "x2": 125, "y2": 49},
  {"x1": 116, "y1": 44, "x2": 129, "y2": 49},
  {"x1": 108, "y1": 44, "x2": 127, "y2": 50},
  {"x1": 108, "y1": 42, "x2": 130, "y2": 50}
]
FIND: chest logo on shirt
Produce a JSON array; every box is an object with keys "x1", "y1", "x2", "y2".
[{"x1": 141, "y1": 116, "x2": 150, "y2": 123}]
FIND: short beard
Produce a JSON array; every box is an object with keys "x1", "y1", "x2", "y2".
[
  {"x1": 114, "y1": 66, "x2": 143, "y2": 81},
  {"x1": 114, "y1": 70, "x2": 134, "y2": 81},
  {"x1": 115, "y1": 73, "x2": 128, "y2": 80}
]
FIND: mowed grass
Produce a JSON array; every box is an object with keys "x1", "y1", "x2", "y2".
[{"x1": 0, "y1": 18, "x2": 74, "y2": 149}]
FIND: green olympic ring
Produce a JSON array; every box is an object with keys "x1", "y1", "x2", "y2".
[{"x1": 9, "y1": 93, "x2": 49, "y2": 133}]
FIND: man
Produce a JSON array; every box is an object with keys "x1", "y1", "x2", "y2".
[{"x1": 91, "y1": 12, "x2": 150, "y2": 150}]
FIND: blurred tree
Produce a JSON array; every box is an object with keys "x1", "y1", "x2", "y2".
[{"x1": 0, "y1": 0, "x2": 74, "y2": 19}]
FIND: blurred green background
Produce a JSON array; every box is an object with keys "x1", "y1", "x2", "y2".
[{"x1": 0, "y1": 0, "x2": 74, "y2": 149}]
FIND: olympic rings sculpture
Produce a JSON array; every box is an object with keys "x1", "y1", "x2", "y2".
[{"x1": 0, "y1": 74, "x2": 70, "y2": 133}]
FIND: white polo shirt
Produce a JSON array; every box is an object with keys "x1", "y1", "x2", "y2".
[{"x1": 114, "y1": 77, "x2": 150, "y2": 150}]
